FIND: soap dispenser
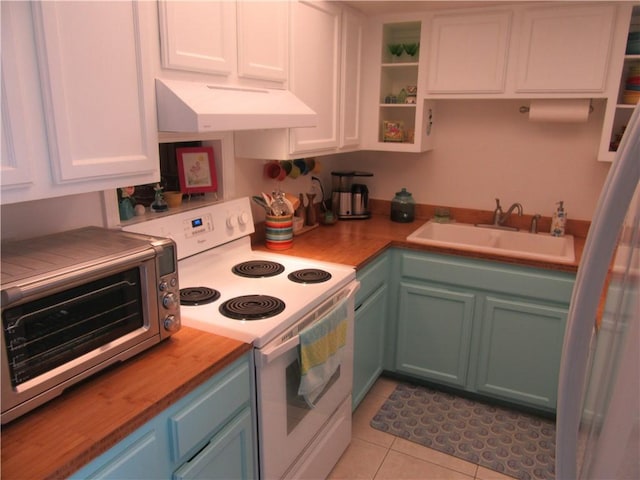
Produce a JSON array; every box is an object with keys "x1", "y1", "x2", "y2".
[{"x1": 550, "y1": 201, "x2": 566, "y2": 237}]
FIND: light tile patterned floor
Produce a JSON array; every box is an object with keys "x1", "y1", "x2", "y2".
[{"x1": 328, "y1": 377, "x2": 515, "y2": 480}]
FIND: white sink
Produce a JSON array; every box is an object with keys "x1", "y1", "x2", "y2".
[{"x1": 407, "y1": 220, "x2": 575, "y2": 264}]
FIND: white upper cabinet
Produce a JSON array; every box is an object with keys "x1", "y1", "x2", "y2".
[
  {"x1": 237, "y1": 2, "x2": 288, "y2": 82},
  {"x1": 1, "y1": 3, "x2": 36, "y2": 191},
  {"x1": 1, "y1": 1, "x2": 159, "y2": 205},
  {"x1": 340, "y1": 8, "x2": 364, "y2": 148},
  {"x1": 234, "y1": 1, "x2": 363, "y2": 159},
  {"x1": 427, "y1": 11, "x2": 511, "y2": 94},
  {"x1": 158, "y1": 1, "x2": 288, "y2": 85},
  {"x1": 289, "y1": 0, "x2": 342, "y2": 153},
  {"x1": 158, "y1": 1, "x2": 236, "y2": 76},
  {"x1": 515, "y1": 5, "x2": 616, "y2": 93},
  {"x1": 423, "y1": 3, "x2": 619, "y2": 98}
]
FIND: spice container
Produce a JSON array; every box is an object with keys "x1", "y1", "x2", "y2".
[{"x1": 391, "y1": 188, "x2": 415, "y2": 223}]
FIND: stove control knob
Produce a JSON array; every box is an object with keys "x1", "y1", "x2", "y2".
[
  {"x1": 162, "y1": 292, "x2": 177, "y2": 310},
  {"x1": 226, "y1": 215, "x2": 238, "y2": 229},
  {"x1": 164, "y1": 314, "x2": 180, "y2": 333},
  {"x1": 238, "y1": 211, "x2": 249, "y2": 225}
]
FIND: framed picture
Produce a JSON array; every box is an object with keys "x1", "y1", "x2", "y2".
[
  {"x1": 383, "y1": 120, "x2": 404, "y2": 142},
  {"x1": 176, "y1": 146, "x2": 218, "y2": 194}
]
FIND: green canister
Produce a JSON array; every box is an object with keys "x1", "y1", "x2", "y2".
[{"x1": 391, "y1": 188, "x2": 415, "y2": 223}]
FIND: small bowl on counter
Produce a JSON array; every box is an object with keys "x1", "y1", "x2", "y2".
[{"x1": 164, "y1": 191, "x2": 183, "y2": 208}]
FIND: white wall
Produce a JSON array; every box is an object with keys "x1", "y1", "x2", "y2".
[
  {"x1": 0, "y1": 191, "x2": 106, "y2": 241},
  {"x1": 329, "y1": 99, "x2": 609, "y2": 221},
  {"x1": 235, "y1": 99, "x2": 610, "y2": 222}
]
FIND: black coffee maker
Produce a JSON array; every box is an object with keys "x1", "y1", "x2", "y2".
[{"x1": 331, "y1": 171, "x2": 373, "y2": 220}]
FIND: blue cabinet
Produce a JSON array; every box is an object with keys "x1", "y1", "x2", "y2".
[
  {"x1": 474, "y1": 295, "x2": 568, "y2": 408},
  {"x1": 173, "y1": 408, "x2": 254, "y2": 480},
  {"x1": 353, "y1": 253, "x2": 389, "y2": 410},
  {"x1": 394, "y1": 250, "x2": 575, "y2": 412},
  {"x1": 71, "y1": 354, "x2": 256, "y2": 479},
  {"x1": 397, "y1": 282, "x2": 475, "y2": 387}
]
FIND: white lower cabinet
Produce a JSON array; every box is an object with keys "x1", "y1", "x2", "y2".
[
  {"x1": 70, "y1": 355, "x2": 256, "y2": 480},
  {"x1": 1, "y1": 1, "x2": 159, "y2": 205}
]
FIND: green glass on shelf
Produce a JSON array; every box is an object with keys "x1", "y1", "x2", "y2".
[
  {"x1": 388, "y1": 43, "x2": 403, "y2": 57},
  {"x1": 402, "y1": 42, "x2": 419, "y2": 57}
]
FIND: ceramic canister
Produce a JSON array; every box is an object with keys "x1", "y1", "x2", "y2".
[{"x1": 265, "y1": 214, "x2": 293, "y2": 250}]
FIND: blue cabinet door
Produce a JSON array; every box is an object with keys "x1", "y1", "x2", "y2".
[
  {"x1": 473, "y1": 295, "x2": 568, "y2": 409},
  {"x1": 396, "y1": 281, "x2": 476, "y2": 388},
  {"x1": 353, "y1": 283, "x2": 388, "y2": 409},
  {"x1": 173, "y1": 407, "x2": 256, "y2": 480}
]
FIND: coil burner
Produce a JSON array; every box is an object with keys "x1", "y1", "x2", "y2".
[
  {"x1": 287, "y1": 269, "x2": 332, "y2": 284},
  {"x1": 180, "y1": 287, "x2": 221, "y2": 306},
  {"x1": 219, "y1": 295, "x2": 286, "y2": 320},
  {"x1": 232, "y1": 260, "x2": 285, "y2": 278}
]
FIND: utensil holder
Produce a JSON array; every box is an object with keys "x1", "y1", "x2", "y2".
[{"x1": 265, "y1": 214, "x2": 293, "y2": 250}]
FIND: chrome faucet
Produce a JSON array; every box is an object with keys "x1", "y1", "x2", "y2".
[
  {"x1": 530, "y1": 214, "x2": 541, "y2": 234},
  {"x1": 493, "y1": 198, "x2": 523, "y2": 228}
]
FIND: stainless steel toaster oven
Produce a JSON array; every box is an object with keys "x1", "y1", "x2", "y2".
[{"x1": 1, "y1": 226, "x2": 181, "y2": 424}]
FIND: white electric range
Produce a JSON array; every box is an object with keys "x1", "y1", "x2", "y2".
[{"x1": 124, "y1": 197, "x2": 358, "y2": 480}]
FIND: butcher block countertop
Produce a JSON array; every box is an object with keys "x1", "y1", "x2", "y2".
[
  {"x1": 0, "y1": 328, "x2": 251, "y2": 480},
  {"x1": 253, "y1": 201, "x2": 586, "y2": 273}
]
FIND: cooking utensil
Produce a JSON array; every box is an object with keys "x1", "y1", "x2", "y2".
[
  {"x1": 252, "y1": 195, "x2": 272, "y2": 214},
  {"x1": 270, "y1": 190, "x2": 288, "y2": 216}
]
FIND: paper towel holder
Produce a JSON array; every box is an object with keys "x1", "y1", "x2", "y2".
[{"x1": 519, "y1": 100, "x2": 594, "y2": 115}]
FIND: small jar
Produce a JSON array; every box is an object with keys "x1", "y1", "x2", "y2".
[{"x1": 390, "y1": 188, "x2": 415, "y2": 223}]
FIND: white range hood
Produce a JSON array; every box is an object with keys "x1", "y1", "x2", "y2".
[{"x1": 155, "y1": 79, "x2": 317, "y2": 133}]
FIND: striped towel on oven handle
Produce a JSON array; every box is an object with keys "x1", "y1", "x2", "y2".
[{"x1": 297, "y1": 297, "x2": 348, "y2": 408}]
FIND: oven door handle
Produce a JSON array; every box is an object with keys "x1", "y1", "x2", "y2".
[
  {"x1": 258, "y1": 335, "x2": 300, "y2": 366},
  {"x1": 258, "y1": 280, "x2": 360, "y2": 367}
]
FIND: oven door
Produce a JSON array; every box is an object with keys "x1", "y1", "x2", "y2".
[{"x1": 254, "y1": 281, "x2": 358, "y2": 480}]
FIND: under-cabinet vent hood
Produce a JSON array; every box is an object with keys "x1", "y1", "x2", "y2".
[{"x1": 155, "y1": 79, "x2": 317, "y2": 133}]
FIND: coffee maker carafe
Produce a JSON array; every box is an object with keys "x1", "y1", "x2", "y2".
[{"x1": 331, "y1": 171, "x2": 373, "y2": 220}]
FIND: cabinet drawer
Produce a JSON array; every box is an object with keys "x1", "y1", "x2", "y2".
[
  {"x1": 400, "y1": 252, "x2": 574, "y2": 303},
  {"x1": 356, "y1": 254, "x2": 389, "y2": 307},
  {"x1": 169, "y1": 359, "x2": 250, "y2": 463},
  {"x1": 73, "y1": 431, "x2": 164, "y2": 479}
]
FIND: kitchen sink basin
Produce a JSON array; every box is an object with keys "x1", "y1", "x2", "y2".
[{"x1": 406, "y1": 220, "x2": 575, "y2": 264}]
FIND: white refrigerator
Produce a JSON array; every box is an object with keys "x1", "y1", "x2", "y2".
[{"x1": 556, "y1": 103, "x2": 640, "y2": 479}]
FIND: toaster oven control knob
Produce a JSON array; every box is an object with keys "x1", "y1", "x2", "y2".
[
  {"x1": 164, "y1": 314, "x2": 180, "y2": 333},
  {"x1": 162, "y1": 292, "x2": 178, "y2": 310}
]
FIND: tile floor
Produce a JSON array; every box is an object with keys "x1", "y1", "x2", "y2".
[{"x1": 328, "y1": 377, "x2": 515, "y2": 480}]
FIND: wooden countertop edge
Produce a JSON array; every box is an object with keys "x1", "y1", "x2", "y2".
[{"x1": 1, "y1": 328, "x2": 252, "y2": 480}]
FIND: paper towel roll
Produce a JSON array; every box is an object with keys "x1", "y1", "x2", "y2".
[{"x1": 527, "y1": 99, "x2": 591, "y2": 123}]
